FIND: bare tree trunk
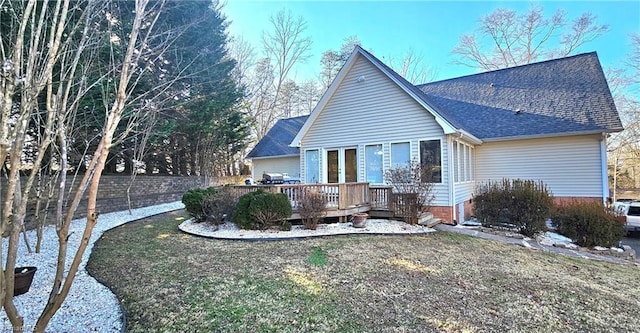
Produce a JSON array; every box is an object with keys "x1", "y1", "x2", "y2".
[{"x1": 35, "y1": 0, "x2": 155, "y2": 328}]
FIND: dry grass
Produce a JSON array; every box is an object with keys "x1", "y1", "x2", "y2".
[{"x1": 87, "y1": 211, "x2": 640, "y2": 332}]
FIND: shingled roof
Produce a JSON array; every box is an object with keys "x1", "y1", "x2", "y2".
[
  {"x1": 417, "y1": 52, "x2": 623, "y2": 140},
  {"x1": 246, "y1": 115, "x2": 308, "y2": 158},
  {"x1": 251, "y1": 50, "x2": 623, "y2": 159}
]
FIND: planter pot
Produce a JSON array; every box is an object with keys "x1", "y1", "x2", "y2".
[
  {"x1": 14, "y1": 266, "x2": 37, "y2": 296},
  {"x1": 352, "y1": 213, "x2": 368, "y2": 228}
]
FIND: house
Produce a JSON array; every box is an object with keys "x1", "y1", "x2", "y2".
[
  {"x1": 247, "y1": 115, "x2": 308, "y2": 181},
  {"x1": 247, "y1": 46, "x2": 623, "y2": 222}
]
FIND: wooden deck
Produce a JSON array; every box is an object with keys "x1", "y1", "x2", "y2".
[{"x1": 230, "y1": 183, "x2": 393, "y2": 220}]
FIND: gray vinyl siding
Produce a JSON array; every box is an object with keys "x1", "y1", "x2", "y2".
[
  {"x1": 454, "y1": 182, "x2": 475, "y2": 203},
  {"x1": 475, "y1": 135, "x2": 604, "y2": 197},
  {"x1": 300, "y1": 55, "x2": 449, "y2": 206},
  {"x1": 252, "y1": 156, "x2": 300, "y2": 181}
]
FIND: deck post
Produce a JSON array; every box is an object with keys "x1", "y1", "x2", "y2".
[{"x1": 338, "y1": 183, "x2": 347, "y2": 209}]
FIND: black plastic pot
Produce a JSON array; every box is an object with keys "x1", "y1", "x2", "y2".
[{"x1": 14, "y1": 266, "x2": 37, "y2": 296}]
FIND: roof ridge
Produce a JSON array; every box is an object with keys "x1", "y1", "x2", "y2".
[
  {"x1": 280, "y1": 114, "x2": 309, "y2": 121},
  {"x1": 417, "y1": 51, "x2": 599, "y2": 88}
]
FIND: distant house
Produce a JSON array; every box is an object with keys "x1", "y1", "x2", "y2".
[{"x1": 246, "y1": 46, "x2": 623, "y2": 222}]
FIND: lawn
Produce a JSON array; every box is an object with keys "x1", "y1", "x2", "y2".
[{"x1": 87, "y1": 210, "x2": 640, "y2": 333}]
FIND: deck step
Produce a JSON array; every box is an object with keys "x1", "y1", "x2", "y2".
[
  {"x1": 417, "y1": 212, "x2": 433, "y2": 224},
  {"x1": 418, "y1": 212, "x2": 441, "y2": 228}
]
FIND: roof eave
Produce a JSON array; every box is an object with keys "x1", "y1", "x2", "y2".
[
  {"x1": 455, "y1": 129, "x2": 483, "y2": 145},
  {"x1": 480, "y1": 128, "x2": 622, "y2": 143},
  {"x1": 247, "y1": 154, "x2": 300, "y2": 160}
]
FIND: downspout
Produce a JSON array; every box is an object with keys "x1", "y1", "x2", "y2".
[{"x1": 600, "y1": 133, "x2": 609, "y2": 204}]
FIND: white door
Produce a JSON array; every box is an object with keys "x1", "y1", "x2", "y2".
[{"x1": 326, "y1": 148, "x2": 357, "y2": 183}]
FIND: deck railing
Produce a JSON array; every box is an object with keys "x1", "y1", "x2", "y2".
[
  {"x1": 369, "y1": 185, "x2": 393, "y2": 210},
  {"x1": 230, "y1": 182, "x2": 386, "y2": 211}
]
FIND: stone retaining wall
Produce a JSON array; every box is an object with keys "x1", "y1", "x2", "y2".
[{"x1": 5, "y1": 175, "x2": 206, "y2": 227}]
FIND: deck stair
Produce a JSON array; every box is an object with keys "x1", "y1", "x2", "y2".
[{"x1": 418, "y1": 212, "x2": 441, "y2": 228}]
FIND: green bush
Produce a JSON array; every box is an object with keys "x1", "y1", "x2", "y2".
[
  {"x1": 182, "y1": 187, "x2": 218, "y2": 222},
  {"x1": 248, "y1": 192, "x2": 292, "y2": 230},
  {"x1": 474, "y1": 179, "x2": 553, "y2": 237},
  {"x1": 552, "y1": 201, "x2": 626, "y2": 247},
  {"x1": 232, "y1": 190, "x2": 292, "y2": 230},
  {"x1": 232, "y1": 190, "x2": 264, "y2": 229}
]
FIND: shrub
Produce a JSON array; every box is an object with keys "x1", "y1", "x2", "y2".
[
  {"x1": 248, "y1": 192, "x2": 292, "y2": 230},
  {"x1": 182, "y1": 187, "x2": 218, "y2": 222},
  {"x1": 232, "y1": 190, "x2": 264, "y2": 230},
  {"x1": 202, "y1": 186, "x2": 237, "y2": 225},
  {"x1": 297, "y1": 189, "x2": 327, "y2": 230},
  {"x1": 232, "y1": 190, "x2": 293, "y2": 230},
  {"x1": 474, "y1": 179, "x2": 553, "y2": 237},
  {"x1": 385, "y1": 160, "x2": 436, "y2": 224},
  {"x1": 552, "y1": 201, "x2": 626, "y2": 247}
]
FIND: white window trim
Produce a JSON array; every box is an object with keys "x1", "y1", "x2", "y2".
[
  {"x1": 453, "y1": 140, "x2": 475, "y2": 184},
  {"x1": 364, "y1": 142, "x2": 385, "y2": 184},
  {"x1": 303, "y1": 148, "x2": 321, "y2": 184},
  {"x1": 418, "y1": 137, "x2": 444, "y2": 184},
  {"x1": 389, "y1": 140, "x2": 412, "y2": 171}
]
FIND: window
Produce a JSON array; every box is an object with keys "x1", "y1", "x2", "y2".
[
  {"x1": 453, "y1": 141, "x2": 474, "y2": 183},
  {"x1": 365, "y1": 144, "x2": 383, "y2": 183},
  {"x1": 420, "y1": 140, "x2": 441, "y2": 183},
  {"x1": 391, "y1": 142, "x2": 411, "y2": 169},
  {"x1": 464, "y1": 145, "x2": 471, "y2": 181},
  {"x1": 305, "y1": 150, "x2": 320, "y2": 183},
  {"x1": 452, "y1": 142, "x2": 459, "y2": 183}
]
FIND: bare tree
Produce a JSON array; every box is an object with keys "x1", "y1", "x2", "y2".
[
  {"x1": 452, "y1": 5, "x2": 608, "y2": 71},
  {"x1": 234, "y1": 9, "x2": 312, "y2": 141},
  {"x1": 386, "y1": 49, "x2": 439, "y2": 84},
  {"x1": 607, "y1": 35, "x2": 640, "y2": 195},
  {"x1": 319, "y1": 35, "x2": 360, "y2": 89},
  {"x1": 298, "y1": 79, "x2": 320, "y2": 113},
  {"x1": 229, "y1": 36, "x2": 256, "y2": 86},
  {"x1": 1, "y1": 0, "x2": 228, "y2": 331}
]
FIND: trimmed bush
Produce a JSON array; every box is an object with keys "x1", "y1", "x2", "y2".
[
  {"x1": 232, "y1": 190, "x2": 264, "y2": 230},
  {"x1": 248, "y1": 192, "x2": 292, "y2": 230},
  {"x1": 202, "y1": 186, "x2": 237, "y2": 225},
  {"x1": 232, "y1": 190, "x2": 293, "y2": 230},
  {"x1": 552, "y1": 201, "x2": 626, "y2": 247},
  {"x1": 182, "y1": 187, "x2": 218, "y2": 222},
  {"x1": 474, "y1": 179, "x2": 553, "y2": 237}
]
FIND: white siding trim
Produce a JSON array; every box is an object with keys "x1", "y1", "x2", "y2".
[
  {"x1": 447, "y1": 136, "x2": 456, "y2": 221},
  {"x1": 600, "y1": 135, "x2": 608, "y2": 202}
]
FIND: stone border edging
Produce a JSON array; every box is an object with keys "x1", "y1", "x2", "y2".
[{"x1": 178, "y1": 218, "x2": 436, "y2": 241}]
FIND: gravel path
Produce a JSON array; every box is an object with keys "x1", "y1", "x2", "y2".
[{"x1": 1, "y1": 201, "x2": 184, "y2": 333}]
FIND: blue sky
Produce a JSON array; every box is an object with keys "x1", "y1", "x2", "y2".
[{"x1": 222, "y1": 1, "x2": 640, "y2": 82}]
